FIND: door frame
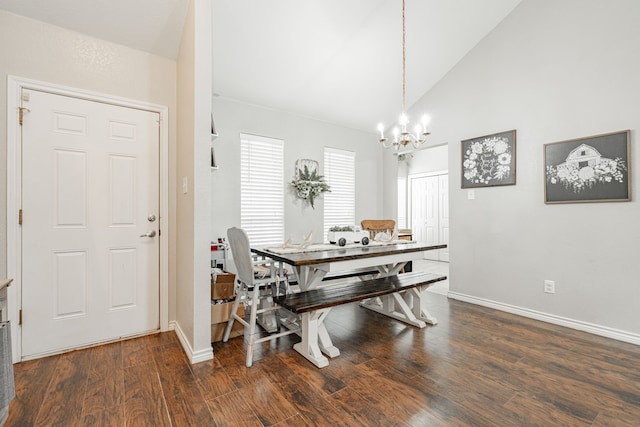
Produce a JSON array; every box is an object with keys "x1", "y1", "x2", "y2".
[{"x1": 6, "y1": 76, "x2": 170, "y2": 362}]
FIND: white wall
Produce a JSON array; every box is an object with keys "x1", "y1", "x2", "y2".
[
  {"x1": 406, "y1": 145, "x2": 448, "y2": 176},
  {"x1": 210, "y1": 97, "x2": 381, "y2": 247},
  {"x1": 0, "y1": 11, "x2": 177, "y2": 281},
  {"x1": 175, "y1": 0, "x2": 213, "y2": 362},
  {"x1": 400, "y1": 0, "x2": 640, "y2": 341}
]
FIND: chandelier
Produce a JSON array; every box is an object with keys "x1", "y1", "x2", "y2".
[{"x1": 377, "y1": 0, "x2": 430, "y2": 150}]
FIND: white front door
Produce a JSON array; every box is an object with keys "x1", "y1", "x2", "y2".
[{"x1": 21, "y1": 89, "x2": 160, "y2": 358}]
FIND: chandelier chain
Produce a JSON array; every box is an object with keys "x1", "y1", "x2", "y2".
[
  {"x1": 402, "y1": 0, "x2": 406, "y2": 113},
  {"x1": 376, "y1": 0, "x2": 430, "y2": 150}
]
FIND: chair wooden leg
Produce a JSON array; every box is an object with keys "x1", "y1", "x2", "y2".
[
  {"x1": 223, "y1": 288, "x2": 244, "y2": 342},
  {"x1": 245, "y1": 289, "x2": 260, "y2": 367}
]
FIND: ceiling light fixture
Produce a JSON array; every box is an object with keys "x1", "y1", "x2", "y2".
[{"x1": 377, "y1": 0, "x2": 430, "y2": 150}]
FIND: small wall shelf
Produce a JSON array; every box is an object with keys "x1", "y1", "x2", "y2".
[
  {"x1": 211, "y1": 112, "x2": 219, "y2": 169},
  {"x1": 210, "y1": 145, "x2": 218, "y2": 169}
]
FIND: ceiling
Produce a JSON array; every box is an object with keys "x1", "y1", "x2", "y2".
[
  {"x1": 0, "y1": 0, "x2": 522, "y2": 132},
  {"x1": 0, "y1": 0, "x2": 189, "y2": 59}
]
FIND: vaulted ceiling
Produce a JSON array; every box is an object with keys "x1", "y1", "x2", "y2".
[{"x1": 0, "y1": 0, "x2": 522, "y2": 132}]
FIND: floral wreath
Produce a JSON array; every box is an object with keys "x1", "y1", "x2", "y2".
[
  {"x1": 463, "y1": 136, "x2": 512, "y2": 185},
  {"x1": 290, "y1": 159, "x2": 330, "y2": 209}
]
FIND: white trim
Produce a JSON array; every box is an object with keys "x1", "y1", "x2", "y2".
[
  {"x1": 6, "y1": 77, "x2": 22, "y2": 363},
  {"x1": 173, "y1": 321, "x2": 213, "y2": 364},
  {"x1": 6, "y1": 75, "x2": 171, "y2": 362},
  {"x1": 407, "y1": 169, "x2": 448, "y2": 180},
  {"x1": 447, "y1": 291, "x2": 640, "y2": 346}
]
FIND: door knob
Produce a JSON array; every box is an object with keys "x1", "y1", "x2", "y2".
[{"x1": 140, "y1": 230, "x2": 156, "y2": 238}]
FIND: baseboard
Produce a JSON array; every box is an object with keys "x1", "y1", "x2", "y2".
[
  {"x1": 172, "y1": 321, "x2": 214, "y2": 364},
  {"x1": 447, "y1": 291, "x2": 640, "y2": 346}
]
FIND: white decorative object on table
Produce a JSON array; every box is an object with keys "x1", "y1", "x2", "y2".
[
  {"x1": 282, "y1": 231, "x2": 314, "y2": 250},
  {"x1": 327, "y1": 226, "x2": 369, "y2": 246},
  {"x1": 373, "y1": 229, "x2": 398, "y2": 242}
]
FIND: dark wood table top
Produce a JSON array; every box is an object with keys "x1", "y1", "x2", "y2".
[{"x1": 252, "y1": 242, "x2": 446, "y2": 267}]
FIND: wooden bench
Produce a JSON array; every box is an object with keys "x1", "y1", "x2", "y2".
[
  {"x1": 274, "y1": 271, "x2": 446, "y2": 313},
  {"x1": 275, "y1": 271, "x2": 446, "y2": 368}
]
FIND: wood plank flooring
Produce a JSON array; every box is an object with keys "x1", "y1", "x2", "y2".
[{"x1": 6, "y1": 294, "x2": 640, "y2": 426}]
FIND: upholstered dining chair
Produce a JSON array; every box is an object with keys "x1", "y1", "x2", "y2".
[{"x1": 223, "y1": 227, "x2": 299, "y2": 367}]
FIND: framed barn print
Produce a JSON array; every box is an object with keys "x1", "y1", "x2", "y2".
[
  {"x1": 544, "y1": 130, "x2": 630, "y2": 204},
  {"x1": 461, "y1": 130, "x2": 516, "y2": 188}
]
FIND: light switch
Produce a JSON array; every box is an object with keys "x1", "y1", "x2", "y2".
[
  {"x1": 182, "y1": 176, "x2": 188, "y2": 194},
  {"x1": 467, "y1": 189, "x2": 475, "y2": 200}
]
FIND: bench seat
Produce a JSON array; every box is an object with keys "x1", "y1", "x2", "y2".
[{"x1": 274, "y1": 271, "x2": 446, "y2": 314}]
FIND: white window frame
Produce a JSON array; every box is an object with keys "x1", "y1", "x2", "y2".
[
  {"x1": 240, "y1": 133, "x2": 284, "y2": 247},
  {"x1": 323, "y1": 147, "x2": 356, "y2": 241}
]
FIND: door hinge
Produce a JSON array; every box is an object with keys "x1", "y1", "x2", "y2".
[
  {"x1": 19, "y1": 209, "x2": 22, "y2": 225},
  {"x1": 19, "y1": 309, "x2": 22, "y2": 325},
  {"x1": 18, "y1": 107, "x2": 30, "y2": 126}
]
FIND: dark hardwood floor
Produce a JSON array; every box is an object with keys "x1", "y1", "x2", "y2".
[{"x1": 6, "y1": 294, "x2": 640, "y2": 426}]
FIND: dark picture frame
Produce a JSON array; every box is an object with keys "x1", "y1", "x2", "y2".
[
  {"x1": 544, "y1": 130, "x2": 630, "y2": 204},
  {"x1": 461, "y1": 129, "x2": 516, "y2": 188}
]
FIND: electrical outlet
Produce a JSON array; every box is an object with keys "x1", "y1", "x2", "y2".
[{"x1": 544, "y1": 280, "x2": 555, "y2": 294}]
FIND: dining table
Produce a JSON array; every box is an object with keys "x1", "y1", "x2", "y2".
[{"x1": 252, "y1": 241, "x2": 446, "y2": 367}]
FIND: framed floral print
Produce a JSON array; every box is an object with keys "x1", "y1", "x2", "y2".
[
  {"x1": 544, "y1": 130, "x2": 630, "y2": 204},
  {"x1": 461, "y1": 130, "x2": 516, "y2": 188}
]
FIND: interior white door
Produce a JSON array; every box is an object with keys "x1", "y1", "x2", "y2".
[
  {"x1": 410, "y1": 177, "x2": 427, "y2": 244},
  {"x1": 410, "y1": 173, "x2": 449, "y2": 261},
  {"x1": 412, "y1": 176, "x2": 439, "y2": 260},
  {"x1": 21, "y1": 89, "x2": 160, "y2": 358}
]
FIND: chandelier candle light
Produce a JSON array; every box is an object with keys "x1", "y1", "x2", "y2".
[{"x1": 378, "y1": 0, "x2": 430, "y2": 150}]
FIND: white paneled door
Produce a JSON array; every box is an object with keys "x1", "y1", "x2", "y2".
[
  {"x1": 410, "y1": 173, "x2": 449, "y2": 262},
  {"x1": 21, "y1": 89, "x2": 160, "y2": 358},
  {"x1": 411, "y1": 176, "x2": 438, "y2": 246}
]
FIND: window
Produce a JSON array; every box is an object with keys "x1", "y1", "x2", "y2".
[
  {"x1": 323, "y1": 147, "x2": 355, "y2": 240},
  {"x1": 240, "y1": 133, "x2": 284, "y2": 247}
]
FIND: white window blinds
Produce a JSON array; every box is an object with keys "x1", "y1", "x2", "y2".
[
  {"x1": 240, "y1": 133, "x2": 284, "y2": 247},
  {"x1": 323, "y1": 147, "x2": 356, "y2": 241}
]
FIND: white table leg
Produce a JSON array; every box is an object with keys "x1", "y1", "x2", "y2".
[
  {"x1": 293, "y1": 309, "x2": 331, "y2": 368},
  {"x1": 411, "y1": 287, "x2": 438, "y2": 325},
  {"x1": 361, "y1": 284, "x2": 438, "y2": 327},
  {"x1": 292, "y1": 266, "x2": 341, "y2": 366},
  {"x1": 294, "y1": 266, "x2": 326, "y2": 290},
  {"x1": 317, "y1": 322, "x2": 340, "y2": 358}
]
